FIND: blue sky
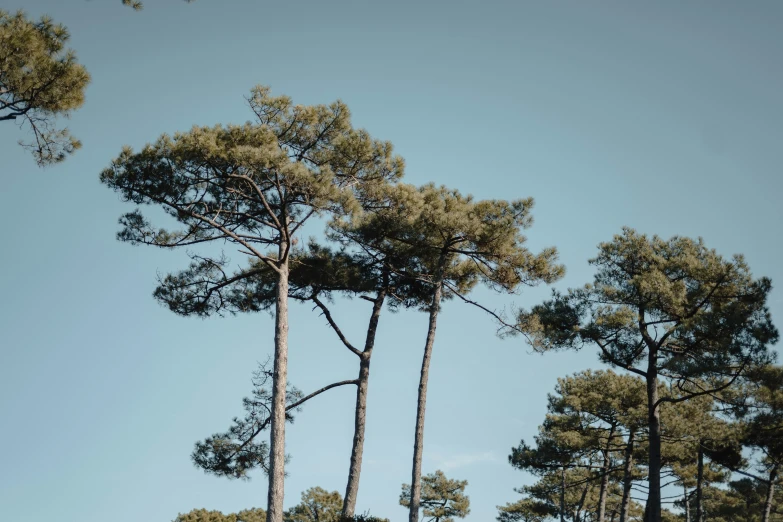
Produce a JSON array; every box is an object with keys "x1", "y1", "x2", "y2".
[{"x1": 1, "y1": 1, "x2": 781, "y2": 521}]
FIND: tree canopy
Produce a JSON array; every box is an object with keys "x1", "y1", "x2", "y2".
[
  {"x1": 284, "y1": 487, "x2": 343, "y2": 522},
  {"x1": 0, "y1": 9, "x2": 89, "y2": 165},
  {"x1": 101, "y1": 84, "x2": 403, "y2": 522},
  {"x1": 174, "y1": 508, "x2": 267, "y2": 522},
  {"x1": 515, "y1": 227, "x2": 779, "y2": 522},
  {"x1": 401, "y1": 470, "x2": 470, "y2": 522}
]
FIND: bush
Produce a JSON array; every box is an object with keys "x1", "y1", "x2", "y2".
[{"x1": 338, "y1": 513, "x2": 389, "y2": 522}]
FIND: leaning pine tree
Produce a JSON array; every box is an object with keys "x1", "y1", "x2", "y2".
[
  {"x1": 100, "y1": 85, "x2": 402, "y2": 522},
  {"x1": 341, "y1": 183, "x2": 564, "y2": 522},
  {"x1": 514, "y1": 228, "x2": 779, "y2": 522}
]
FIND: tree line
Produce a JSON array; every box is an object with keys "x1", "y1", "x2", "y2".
[{"x1": 2, "y1": 8, "x2": 780, "y2": 522}]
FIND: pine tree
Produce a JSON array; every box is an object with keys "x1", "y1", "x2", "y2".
[
  {"x1": 174, "y1": 507, "x2": 267, "y2": 522},
  {"x1": 344, "y1": 183, "x2": 563, "y2": 522},
  {"x1": 0, "y1": 9, "x2": 90, "y2": 165},
  {"x1": 191, "y1": 360, "x2": 356, "y2": 479},
  {"x1": 514, "y1": 228, "x2": 779, "y2": 522},
  {"x1": 284, "y1": 487, "x2": 343, "y2": 522},
  {"x1": 504, "y1": 370, "x2": 647, "y2": 522},
  {"x1": 400, "y1": 470, "x2": 470, "y2": 522},
  {"x1": 661, "y1": 391, "x2": 741, "y2": 522},
  {"x1": 100, "y1": 85, "x2": 402, "y2": 522},
  {"x1": 739, "y1": 365, "x2": 783, "y2": 522}
]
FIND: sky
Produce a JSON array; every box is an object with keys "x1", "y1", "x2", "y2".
[{"x1": 1, "y1": 1, "x2": 782, "y2": 521}]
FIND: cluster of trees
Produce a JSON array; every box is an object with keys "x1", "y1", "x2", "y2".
[
  {"x1": 174, "y1": 475, "x2": 470, "y2": 522},
  {"x1": 99, "y1": 84, "x2": 562, "y2": 522},
  {"x1": 98, "y1": 95, "x2": 780, "y2": 521},
  {"x1": 500, "y1": 231, "x2": 781, "y2": 522},
  {"x1": 498, "y1": 366, "x2": 783, "y2": 522},
  {"x1": 2, "y1": 7, "x2": 780, "y2": 522}
]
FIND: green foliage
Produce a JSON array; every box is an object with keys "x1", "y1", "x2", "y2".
[
  {"x1": 284, "y1": 487, "x2": 343, "y2": 522},
  {"x1": 102, "y1": 85, "x2": 402, "y2": 315},
  {"x1": 497, "y1": 466, "x2": 643, "y2": 522},
  {"x1": 660, "y1": 391, "x2": 739, "y2": 492},
  {"x1": 173, "y1": 507, "x2": 266, "y2": 522},
  {"x1": 172, "y1": 495, "x2": 390, "y2": 522},
  {"x1": 400, "y1": 470, "x2": 470, "y2": 522},
  {"x1": 337, "y1": 515, "x2": 390, "y2": 522},
  {"x1": 510, "y1": 369, "x2": 646, "y2": 471},
  {"x1": 192, "y1": 361, "x2": 303, "y2": 479},
  {"x1": 0, "y1": 9, "x2": 90, "y2": 165},
  {"x1": 336, "y1": 182, "x2": 564, "y2": 309},
  {"x1": 505, "y1": 370, "x2": 648, "y2": 522},
  {"x1": 743, "y1": 365, "x2": 783, "y2": 466},
  {"x1": 155, "y1": 242, "x2": 381, "y2": 317},
  {"x1": 517, "y1": 228, "x2": 778, "y2": 387},
  {"x1": 497, "y1": 497, "x2": 554, "y2": 522},
  {"x1": 515, "y1": 228, "x2": 778, "y2": 520},
  {"x1": 693, "y1": 480, "x2": 783, "y2": 521}
]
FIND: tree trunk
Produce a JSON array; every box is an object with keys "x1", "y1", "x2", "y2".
[
  {"x1": 695, "y1": 443, "x2": 704, "y2": 522},
  {"x1": 408, "y1": 256, "x2": 447, "y2": 522},
  {"x1": 266, "y1": 258, "x2": 290, "y2": 522},
  {"x1": 560, "y1": 466, "x2": 567, "y2": 522},
  {"x1": 683, "y1": 486, "x2": 691, "y2": 522},
  {"x1": 646, "y1": 348, "x2": 662, "y2": 522},
  {"x1": 342, "y1": 290, "x2": 386, "y2": 518},
  {"x1": 619, "y1": 430, "x2": 635, "y2": 522},
  {"x1": 598, "y1": 425, "x2": 617, "y2": 522},
  {"x1": 575, "y1": 480, "x2": 591, "y2": 522},
  {"x1": 762, "y1": 464, "x2": 778, "y2": 522}
]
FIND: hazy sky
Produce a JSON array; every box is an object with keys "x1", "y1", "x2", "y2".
[{"x1": 1, "y1": 1, "x2": 781, "y2": 521}]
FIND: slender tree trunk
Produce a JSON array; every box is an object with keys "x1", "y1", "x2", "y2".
[
  {"x1": 408, "y1": 256, "x2": 447, "y2": 522},
  {"x1": 619, "y1": 430, "x2": 636, "y2": 522},
  {"x1": 695, "y1": 443, "x2": 704, "y2": 522},
  {"x1": 646, "y1": 350, "x2": 662, "y2": 522},
  {"x1": 762, "y1": 464, "x2": 778, "y2": 522},
  {"x1": 598, "y1": 425, "x2": 617, "y2": 522},
  {"x1": 683, "y1": 486, "x2": 691, "y2": 522},
  {"x1": 561, "y1": 466, "x2": 567, "y2": 522},
  {"x1": 575, "y1": 481, "x2": 591, "y2": 522},
  {"x1": 266, "y1": 257, "x2": 290, "y2": 522},
  {"x1": 342, "y1": 290, "x2": 386, "y2": 518}
]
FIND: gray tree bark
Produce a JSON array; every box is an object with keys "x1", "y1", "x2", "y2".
[
  {"x1": 646, "y1": 348, "x2": 662, "y2": 522},
  {"x1": 408, "y1": 257, "x2": 446, "y2": 522},
  {"x1": 342, "y1": 289, "x2": 386, "y2": 517},
  {"x1": 762, "y1": 465, "x2": 778, "y2": 522},
  {"x1": 266, "y1": 257, "x2": 289, "y2": 522},
  {"x1": 598, "y1": 425, "x2": 617, "y2": 522},
  {"x1": 695, "y1": 444, "x2": 704, "y2": 522},
  {"x1": 560, "y1": 466, "x2": 567, "y2": 522},
  {"x1": 619, "y1": 430, "x2": 635, "y2": 522}
]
